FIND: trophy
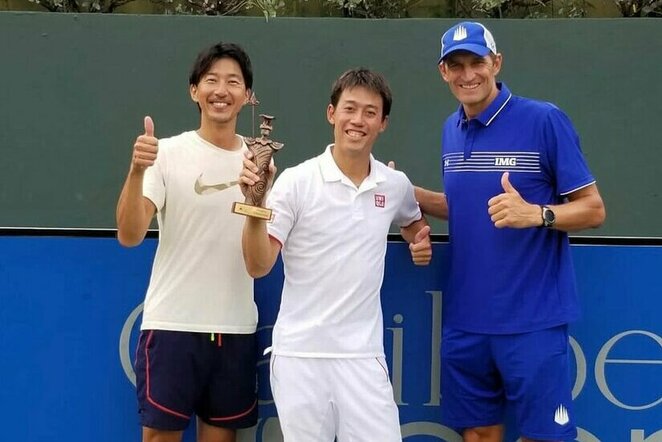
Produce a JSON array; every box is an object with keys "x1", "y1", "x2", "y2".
[{"x1": 232, "y1": 113, "x2": 284, "y2": 220}]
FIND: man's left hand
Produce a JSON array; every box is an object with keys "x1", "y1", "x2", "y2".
[
  {"x1": 409, "y1": 225, "x2": 432, "y2": 265},
  {"x1": 487, "y1": 172, "x2": 541, "y2": 228}
]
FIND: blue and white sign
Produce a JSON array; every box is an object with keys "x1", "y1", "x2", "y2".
[{"x1": 0, "y1": 237, "x2": 660, "y2": 441}]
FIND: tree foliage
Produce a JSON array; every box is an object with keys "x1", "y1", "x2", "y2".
[
  {"x1": 19, "y1": 0, "x2": 662, "y2": 18},
  {"x1": 325, "y1": 0, "x2": 423, "y2": 18},
  {"x1": 152, "y1": 0, "x2": 283, "y2": 17},
  {"x1": 27, "y1": 0, "x2": 282, "y2": 15},
  {"x1": 450, "y1": 0, "x2": 591, "y2": 18},
  {"x1": 614, "y1": 0, "x2": 662, "y2": 16},
  {"x1": 28, "y1": 0, "x2": 133, "y2": 12}
]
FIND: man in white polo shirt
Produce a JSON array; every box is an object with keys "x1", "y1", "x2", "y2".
[{"x1": 239, "y1": 68, "x2": 432, "y2": 441}]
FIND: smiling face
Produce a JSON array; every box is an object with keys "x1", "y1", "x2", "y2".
[
  {"x1": 189, "y1": 57, "x2": 250, "y2": 127},
  {"x1": 440, "y1": 50, "x2": 502, "y2": 119},
  {"x1": 327, "y1": 86, "x2": 388, "y2": 158}
]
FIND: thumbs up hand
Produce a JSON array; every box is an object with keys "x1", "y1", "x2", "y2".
[
  {"x1": 409, "y1": 225, "x2": 432, "y2": 266},
  {"x1": 131, "y1": 116, "x2": 159, "y2": 172},
  {"x1": 487, "y1": 172, "x2": 541, "y2": 228},
  {"x1": 500, "y1": 171, "x2": 518, "y2": 195}
]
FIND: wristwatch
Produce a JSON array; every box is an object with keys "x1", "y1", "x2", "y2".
[{"x1": 541, "y1": 205, "x2": 556, "y2": 228}]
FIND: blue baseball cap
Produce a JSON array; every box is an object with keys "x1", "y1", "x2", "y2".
[{"x1": 438, "y1": 21, "x2": 497, "y2": 63}]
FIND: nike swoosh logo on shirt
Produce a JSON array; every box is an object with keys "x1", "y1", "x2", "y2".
[{"x1": 194, "y1": 174, "x2": 239, "y2": 195}]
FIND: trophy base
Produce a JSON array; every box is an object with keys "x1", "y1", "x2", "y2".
[{"x1": 232, "y1": 202, "x2": 273, "y2": 221}]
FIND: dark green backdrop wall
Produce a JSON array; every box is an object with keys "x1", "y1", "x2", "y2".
[{"x1": 1, "y1": 13, "x2": 659, "y2": 236}]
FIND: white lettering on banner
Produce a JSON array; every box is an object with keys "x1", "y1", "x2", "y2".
[
  {"x1": 236, "y1": 423, "x2": 260, "y2": 441},
  {"x1": 570, "y1": 336, "x2": 588, "y2": 399},
  {"x1": 575, "y1": 428, "x2": 602, "y2": 442},
  {"x1": 244, "y1": 422, "x2": 662, "y2": 442},
  {"x1": 425, "y1": 291, "x2": 443, "y2": 407},
  {"x1": 594, "y1": 330, "x2": 662, "y2": 410},
  {"x1": 387, "y1": 291, "x2": 442, "y2": 407},
  {"x1": 242, "y1": 417, "x2": 283, "y2": 442},
  {"x1": 631, "y1": 429, "x2": 662, "y2": 442},
  {"x1": 256, "y1": 324, "x2": 275, "y2": 406},
  {"x1": 120, "y1": 296, "x2": 662, "y2": 441},
  {"x1": 516, "y1": 428, "x2": 601, "y2": 442},
  {"x1": 119, "y1": 302, "x2": 144, "y2": 387},
  {"x1": 388, "y1": 314, "x2": 408, "y2": 405},
  {"x1": 400, "y1": 422, "x2": 461, "y2": 441}
]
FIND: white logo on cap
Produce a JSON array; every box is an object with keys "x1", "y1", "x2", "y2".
[{"x1": 453, "y1": 25, "x2": 467, "y2": 41}]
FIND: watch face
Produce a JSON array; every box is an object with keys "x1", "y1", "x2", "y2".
[{"x1": 543, "y1": 207, "x2": 555, "y2": 225}]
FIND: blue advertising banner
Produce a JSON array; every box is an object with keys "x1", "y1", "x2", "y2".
[{"x1": 0, "y1": 237, "x2": 660, "y2": 441}]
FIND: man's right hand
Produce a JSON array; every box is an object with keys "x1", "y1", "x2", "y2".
[
  {"x1": 239, "y1": 150, "x2": 276, "y2": 201},
  {"x1": 132, "y1": 116, "x2": 158, "y2": 172}
]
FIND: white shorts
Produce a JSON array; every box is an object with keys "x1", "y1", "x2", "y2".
[{"x1": 270, "y1": 355, "x2": 402, "y2": 442}]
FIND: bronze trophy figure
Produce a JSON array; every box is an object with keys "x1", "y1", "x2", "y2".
[{"x1": 232, "y1": 114, "x2": 283, "y2": 220}]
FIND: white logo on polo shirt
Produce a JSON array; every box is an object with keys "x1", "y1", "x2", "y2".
[
  {"x1": 443, "y1": 151, "x2": 540, "y2": 173},
  {"x1": 494, "y1": 157, "x2": 517, "y2": 166},
  {"x1": 374, "y1": 194, "x2": 385, "y2": 208},
  {"x1": 554, "y1": 404, "x2": 570, "y2": 426},
  {"x1": 453, "y1": 25, "x2": 467, "y2": 41}
]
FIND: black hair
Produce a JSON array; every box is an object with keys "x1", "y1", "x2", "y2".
[
  {"x1": 330, "y1": 68, "x2": 392, "y2": 119},
  {"x1": 188, "y1": 42, "x2": 253, "y2": 89}
]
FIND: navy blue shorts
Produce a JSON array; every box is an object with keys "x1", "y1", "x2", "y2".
[
  {"x1": 135, "y1": 330, "x2": 258, "y2": 431},
  {"x1": 440, "y1": 325, "x2": 577, "y2": 440}
]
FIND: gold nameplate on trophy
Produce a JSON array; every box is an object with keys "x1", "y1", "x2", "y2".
[{"x1": 231, "y1": 202, "x2": 273, "y2": 220}]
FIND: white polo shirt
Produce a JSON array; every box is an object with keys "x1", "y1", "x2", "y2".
[{"x1": 266, "y1": 145, "x2": 421, "y2": 358}]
